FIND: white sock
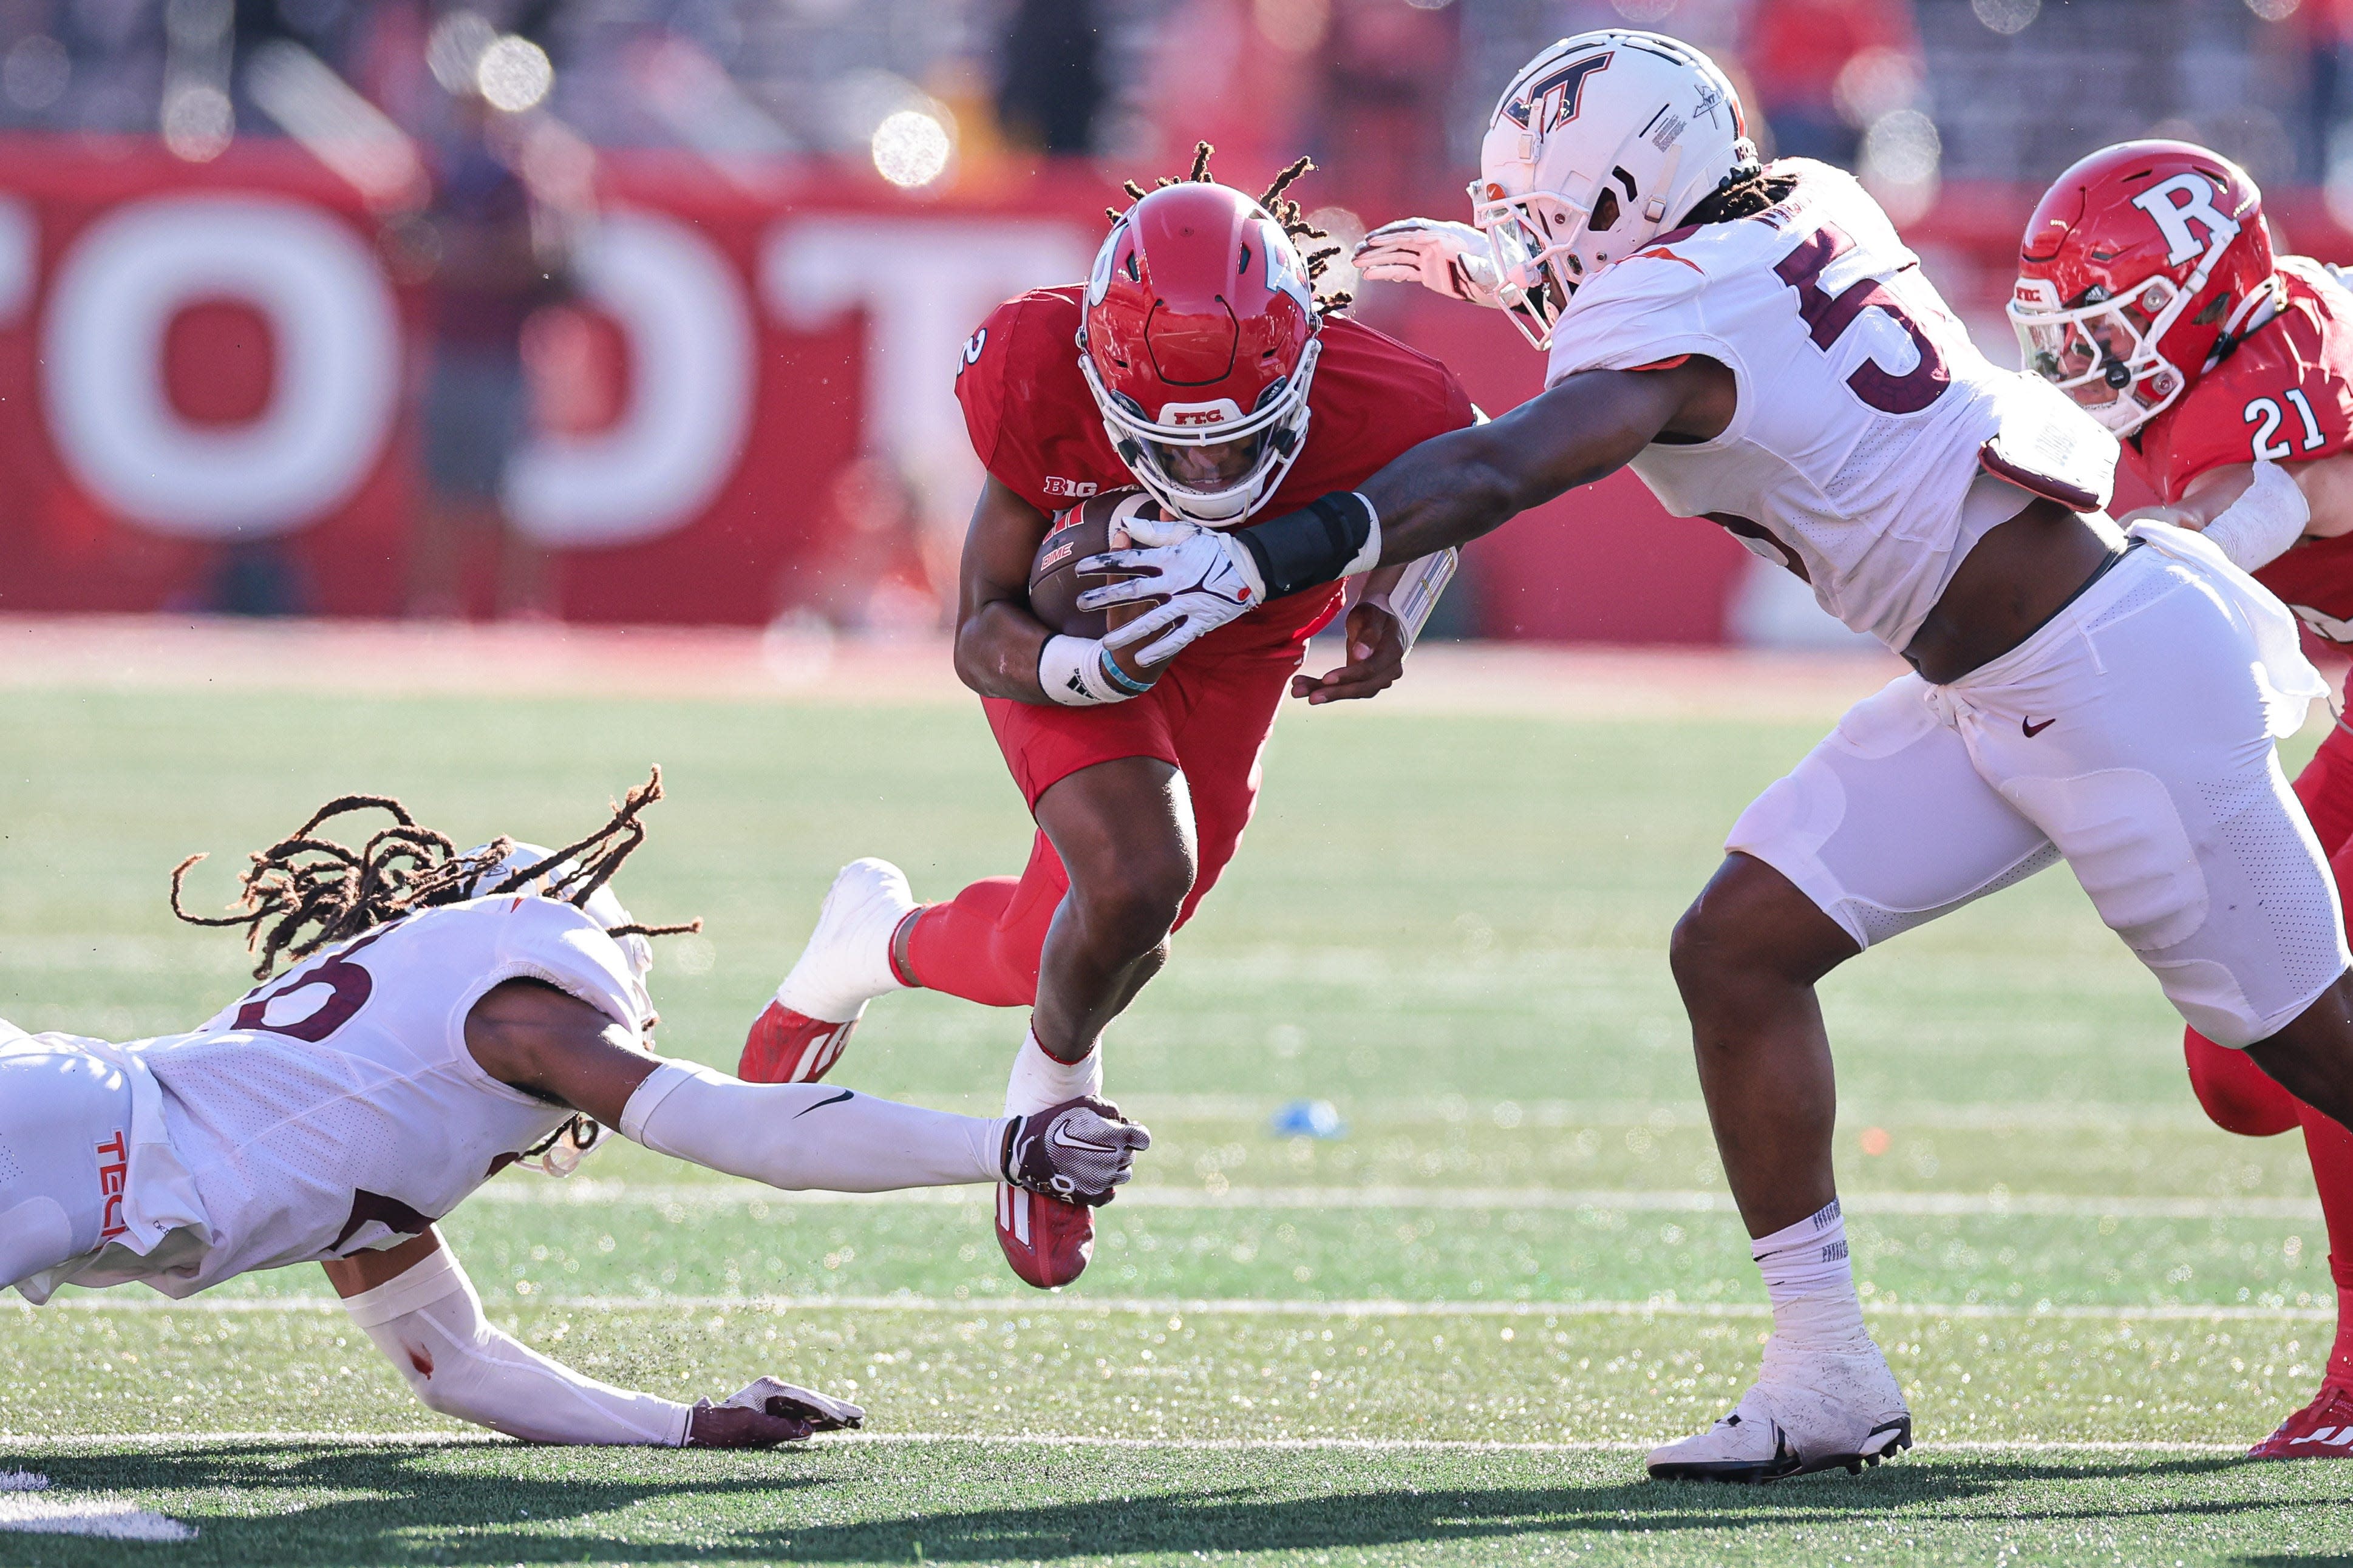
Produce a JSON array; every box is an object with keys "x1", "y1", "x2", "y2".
[
  {"x1": 1003, "y1": 1027, "x2": 1101, "y2": 1117},
  {"x1": 1752, "y1": 1198, "x2": 1867, "y2": 1351}
]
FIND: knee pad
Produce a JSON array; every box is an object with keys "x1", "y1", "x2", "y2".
[{"x1": 2183, "y1": 1027, "x2": 2300, "y2": 1137}]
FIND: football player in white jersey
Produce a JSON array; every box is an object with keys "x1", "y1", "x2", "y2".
[
  {"x1": 1081, "y1": 30, "x2": 2353, "y2": 1483},
  {"x1": 0, "y1": 773, "x2": 1148, "y2": 1449}
]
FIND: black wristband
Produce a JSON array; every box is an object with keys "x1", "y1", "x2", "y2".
[{"x1": 1237, "y1": 492, "x2": 1374, "y2": 600}]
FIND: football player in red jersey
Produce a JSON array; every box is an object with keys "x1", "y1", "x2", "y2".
[
  {"x1": 2014, "y1": 139, "x2": 2353, "y2": 1459},
  {"x1": 738, "y1": 153, "x2": 1474, "y2": 1288}
]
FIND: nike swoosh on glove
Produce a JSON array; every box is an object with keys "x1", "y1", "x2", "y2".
[
  {"x1": 1353, "y1": 218, "x2": 1508, "y2": 308},
  {"x1": 1002, "y1": 1095, "x2": 1152, "y2": 1206},
  {"x1": 1077, "y1": 512, "x2": 1267, "y2": 665}
]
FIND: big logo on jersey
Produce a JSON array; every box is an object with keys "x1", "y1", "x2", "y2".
[{"x1": 1502, "y1": 51, "x2": 1612, "y2": 135}]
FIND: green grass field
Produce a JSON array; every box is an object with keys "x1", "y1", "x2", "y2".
[{"x1": 2, "y1": 657, "x2": 2349, "y2": 1566}]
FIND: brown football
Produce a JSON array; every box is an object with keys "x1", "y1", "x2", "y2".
[{"x1": 1027, "y1": 489, "x2": 1160, "y2": 638}]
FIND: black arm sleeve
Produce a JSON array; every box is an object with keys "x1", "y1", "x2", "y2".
[{"x1": 1234, "y1": 492, "x2": 1376, "y2": 599}]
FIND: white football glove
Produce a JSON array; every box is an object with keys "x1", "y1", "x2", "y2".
[
  {"x1": 1077, "y1": 511, "x2": 1268, "y2": 665},
  {"x1": 1354, "y1": 218, "x2": 1509, "y2": 308}
]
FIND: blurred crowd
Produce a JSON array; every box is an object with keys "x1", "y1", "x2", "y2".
[
  {"x1": 0, "y1": 0, "x2": 2340, "y2": 624},
  {"x1": 0, "y1": 2, "x2": 2337, "y2": 192}
]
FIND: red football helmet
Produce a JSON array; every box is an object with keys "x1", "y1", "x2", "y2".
[
  {"x1": 2011, "y1": 140, "x2": 2276, "y2": 437},
  {"x1": 1078, "y1": 181, "x2": 1321, "y2": 524}
]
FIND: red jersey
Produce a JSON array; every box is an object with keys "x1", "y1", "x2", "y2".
[
  {"x1": 955, "y1": 285, "x2": 1475, "y2": 651},
  {"x1": 2130, "y1": 256, "x2": 2353, "y2": 641}
]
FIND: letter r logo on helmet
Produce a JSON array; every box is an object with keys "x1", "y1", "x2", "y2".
[{"x1": 2130, "y1": 173, "x2": 2241, "y2": 267}]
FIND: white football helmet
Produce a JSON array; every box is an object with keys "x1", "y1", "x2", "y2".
[
  {"x1": 1473, "y1": 30, "x2": 1759, "y2": 348},
  {"x1": 468, "y1": 840, "x2": 656, "y2": 1177},
  {"x1": 472, "y1": 841, "x2": 654, "y2": 996}
]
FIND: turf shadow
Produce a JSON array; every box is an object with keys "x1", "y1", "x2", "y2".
[
  {"x1": 4, "y1": 1445, "x2": 2336, "y2": 1566},
  {"x1": 5, "y1": 1441, "x2": 832, "y2": 1566},
  {"x1": 625, "y1": 1453, "x2": 2306, "y2": 1563}
]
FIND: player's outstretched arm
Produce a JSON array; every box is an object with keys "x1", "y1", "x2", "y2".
[
  {"x1": 323, "y1": 1229, "x2": 850, "y2": 1447},
  {"x1": 465, "y1": 979, "x2": 1149, "y2": 1201},
  {"x1": 1078, "y1": 361, "x2": 1731, "y2": 660}
]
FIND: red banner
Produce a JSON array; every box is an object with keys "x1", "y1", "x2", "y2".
[{"x1": 0, "y1": 139, "x2": 2201, "y2": 642}]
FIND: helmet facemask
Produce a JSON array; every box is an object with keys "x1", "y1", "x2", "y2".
[
  {"x1": 2009, "y1": 276, "x2": 2190, "y2": 437},
  {"x1": 1471, "y1": 180, "x2": 1583, "y2": 350},
  {"x1": 1079, "y1": 334, "x2": 1320, "y2": 524}
]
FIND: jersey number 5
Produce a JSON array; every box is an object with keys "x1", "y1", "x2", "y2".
[
  {"x1": 1773, "y1": 224, "x2": 1953, "y2": 415},
  {"x1": 2246, "y1": 390, "x2": 2327, "y2": 461},
  {"x1": 233, "y1": 934, "x2": 380, "y2": 1042}
]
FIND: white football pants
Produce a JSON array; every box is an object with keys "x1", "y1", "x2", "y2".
[
  {"x1": 0, "y1": 1025, "x2": 135, "y2": 1292},
  {"x1": 1729, "y1": 531, "x2": 2349, "y2": 1048}
]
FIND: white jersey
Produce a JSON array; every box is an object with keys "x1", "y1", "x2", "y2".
[
  {"x1": 1544, "y1": 160, "x2": 2108, "y2": 650},
  {"x1": 35, "y1": 895, "x2": 647, "y2": 1300}
]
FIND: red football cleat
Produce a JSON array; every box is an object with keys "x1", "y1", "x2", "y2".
[
  {"x1": 995, "y1": 1181, "x2": 1094, "y2": 1289},
  {"x1": 738, "y1": 999, "x2": 858, "y2": 1085},
  {"x1": 2249, "y1": 1382, "x2": 2353, "y2": 1459}
]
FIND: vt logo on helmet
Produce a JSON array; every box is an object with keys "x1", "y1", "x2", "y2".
[
  {"x1": 1472, "y1": 29, "x2": 1759, "y2": 349},
  {"x1": 1077, "y1": 181, "x2": 1322, "y2": 525},
  {"x1": 2011, "y1": 140, "x2": 2273, "y2": 436}
]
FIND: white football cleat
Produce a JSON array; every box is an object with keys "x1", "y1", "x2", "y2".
[
  {"x1": 772, "y1": 858, "x2": 916, "y2": 1025},
  {"x1": 1647, "y1": 1336, "x2": 1912, "y2": 1484}
]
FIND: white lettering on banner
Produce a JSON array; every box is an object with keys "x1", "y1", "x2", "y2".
[
  {"x1": 43, "y1": 194, "x2": 398, "y2": 538},
  {"x1": 761, "y1": 217, "x2": 1094, "y2": 543},
  {"x1": 0, "y1": 197, "x2": 35, "y2": 323},
  {"x1": 505, "y1": 210, "x2": 754, "y2": 547}
]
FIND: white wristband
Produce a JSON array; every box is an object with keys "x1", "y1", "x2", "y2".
[
  {"x1": 1340, "y1": 493, "x2": 1383, "y2": 579},
  {"x1": 1382, "y1": 549, "x2": 1459, "y2": 650},
  {"x1": 2198, "y1": 460, "x2": 2309, "y2": 572},
  {"x1": 1038, "y1": 635, "x2": 1139, "y2": 706}
]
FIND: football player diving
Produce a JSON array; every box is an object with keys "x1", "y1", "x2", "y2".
[
  {"x1": 0, "y1": 772, "x2": 1146, "y2": 1447},
  {"x1": 738, "y1": 149, "x2": 1473, "y2": 1289},
  {"x1": 2014, "y1": 139, "x2": 2353, "y2": 1459},
  {"x1": 1086, "y1": 30, "x2": 2353, "y2": 1482}
]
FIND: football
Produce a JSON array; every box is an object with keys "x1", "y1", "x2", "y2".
[{"x1": 1027, "y1": 489, "x2": 1161, "y2": 639}]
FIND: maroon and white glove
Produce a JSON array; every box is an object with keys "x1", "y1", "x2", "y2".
[
  {"x1": 1000, "y1": 1095, "x2": 1151, "y2": 1207},
  {"x1": 1353, "y1": 218, "x2": 1510, "y2": 308},
  {"x1": 686, "y1": 1377, "x2": 864, "y2": 1448}
]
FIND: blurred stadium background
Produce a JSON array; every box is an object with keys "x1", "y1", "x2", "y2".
[{"x1": 0, "y1": 0, "x2": 2337, "y2": 648}]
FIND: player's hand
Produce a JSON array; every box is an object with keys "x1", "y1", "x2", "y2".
[
  {"x1": 686, "y1": 1377, "x2": 865, "y2": 1447},
  {"x1": 1353, "y1": 218, "x2": 1508, "y2": 308},
  {"x1": 1291, "y1": 599, "x2": 1407, "y2": 705},
  {"x1": 1078, "y1": 513, "x2": 1267, "y2": 665},
  {"x1": 1001, "y1": 1095, "x2": 1151, "y2": 1207}
]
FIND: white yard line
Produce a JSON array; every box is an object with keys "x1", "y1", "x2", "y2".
[
  {"x1": 0, "y1": 1431, "x2": 2242, "y2": 1458},
  {"x1": 1107, "y1": 1096, "x2": 2223, "y2": 1135},
  {"x1": 26, "y1": 1293, "x2": 2333, "y2": 1323},
  {"x1": 0, "y1": 1472, "x2": 195, "y2": 1541},
  {"x1": 470, "y1": 1179, "x2": 2323, "y2": 1222}
]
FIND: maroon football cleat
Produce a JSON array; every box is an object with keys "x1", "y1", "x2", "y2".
[
  {"x1": 2250, "y1": 1382, "x2": 2353, "y2": 1459},
  {"x1": 995, "y1": 1180, "x2": 1094, "y2": 1289},
  {"x1": 738, "y1": 999, "x2": 857, "y2": 1085}
]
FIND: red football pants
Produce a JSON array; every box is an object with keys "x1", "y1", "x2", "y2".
[
  {"x1": 2184, "y1": 718, "x2": 2353, "y2": 1377},
  {"x1": 901, "y1": 640, "x2": 1300, "y2": 1008}
]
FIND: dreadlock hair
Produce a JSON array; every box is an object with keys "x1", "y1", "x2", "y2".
[
  {"x1": 1680, "y1": 160, "x2": 1798, "y2": 229},
  {"x1": 1107, "y1": 140, "x2": 1354, "y2": 318},
  {"x1": 171, "y1": 765, "x2": 700, "y2": 982}
]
